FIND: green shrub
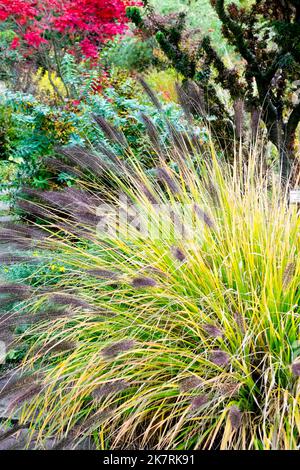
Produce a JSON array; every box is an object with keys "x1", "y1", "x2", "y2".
[
  {"x1": 0, "y1": 29, "x2": 23, "y2": 83},
  {"x1": 148, "y1": 0, "x2": 232, "y2": 55},
  {"x1": 0, "y1": 81, "x2": 206, "y2": 192},
  {"x1": 0, "y1": 105, "x2": 18, "y2": 161},
  {"x1": 145, "y1": 68, "x2": 183, "y2": 102}
]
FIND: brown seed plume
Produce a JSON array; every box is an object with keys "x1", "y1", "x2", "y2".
[
  {"x1": 91, "y1": 380, "x2": 129, "y2": 400},
  {"x1": 193, "y1": 204, "x2": 215, "y2": 229},
  {"x1": 93, "y1": 115, "x2": 127, "y2": 147},
  {"x1": 190, "y1": 394, "x2": 209, "y2": 410},
  {"x1": 138, "y1": 77, "x2": 162, "y2": 111},
  {"x1": 49, "y1": 293, "x2": 91, "y2": 309},
  {"x1": 179, "y1": 376, "x2": 202, "y2": 392},
  {"x1": 229, "y1": 405, "x2": 242, "y2": 430},
  {"x1": 203, "y1": 323, "x2": 223, "y2": 338},
  {"x1": 87, "y1": 269, "x2": 120, "y2": 280},
  {"x1": 156, "y1": 167, "x2": 180, "y2": 195},
  {"x1": 132, "y1": 276, "x2": 157, "y2": 288}
]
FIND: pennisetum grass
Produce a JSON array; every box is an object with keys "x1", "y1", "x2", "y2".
[{"x1": 0, "y1": 112, "x2": 299, "y2": 450}]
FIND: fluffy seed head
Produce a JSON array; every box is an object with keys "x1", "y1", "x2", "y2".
[
  {"x1": 45, "y1": 156, "x2": 83, "y2": 177},
  {"x1": 156, "y1": 167, "x2": 180, "y2": 195},
  {"x1": 91, "y1": 380, "x2": 129, "y2": 400},
  {"x1": 140, "y1": 113, "x2": 162, "y2": 154},
  {"x1": 93, "y1": 115, "x2": 127, "y2": 147},
  {"x1": 138, "y1": 77, "x2": 162, "y2": 111},
  {"x1": 53, "y1": 408, "x2": 115, "y2": 449},
  {"x1": 0, "y1": 373, "x2": 40, "y2": 401},
  {"x1": 193, "y1": 204, "x2": 215, "y2": 229},
  {"x1": 132, "y1": 277, "x2": 157, "y2": 288},
  {"x1": 234, "y1": 311, "x2": 246, "y2": 334},
  {"x1": 49, "y1": 294, "x2": 91, "y2": 309},
  {"x1": 8, "y1": 384, "x2": 42, "y2": 413},
  {"x1": 17, "y1": 199, "x2": 47, "y2": 219},
  {"x1": 179, "y1": 376, "x2": 202, "y2": 392},
  {"x1": 87, "y1": 269, "x2": 120, "y2": 280},
  {"x1": 139, "y1": 183, "x2": 159, "y2": 205},
  {"x1": 190, "y1": 394, "x2": 209, "y2": 410},
  {"x1": 229, "y1": 405, "x2": 242, "y2": 430},
  {"x1": 0, "y1": 283, "x2": 30, "y2": 295},
  {"x1": 283, "y1": 262, "x2": 296, "y2": 290},
  {"x1": 171, "y1": 246, "x2": 186, "y2": 262},
  {"x1": 292, "y1": 361, "x2": 300, "y2": 377},
  {"x1": 2, "y1": 309, "x2": 73, "y2": 328},
  {"x1": 217, "y1": 380, "x2": 241, "y2": 397},
  {"x1": 59, "y1": 145, "x2": 104, "y2": 176},
  {"x1": 203, "y1": 323, "x2": 223, "y2": 338},
  {"x1": 0, "y1": 254, "x2": 37, "y2": 265},
  {"x1": 35, "y1": 340, "x2": 77, "y2": 355}
]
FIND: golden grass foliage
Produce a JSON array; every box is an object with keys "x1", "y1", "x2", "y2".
[{"x1": 1, "y1": 133, "x2": 300, "y2": 450}]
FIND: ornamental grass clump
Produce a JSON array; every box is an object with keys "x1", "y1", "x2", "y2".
[{"x1": 0, "y1": 119, "x2": 299, "y2": 450}]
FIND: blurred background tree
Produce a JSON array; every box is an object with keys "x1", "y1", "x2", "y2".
[{"x1": 128, "y1": 0, "x2": 300, "y2": 181}]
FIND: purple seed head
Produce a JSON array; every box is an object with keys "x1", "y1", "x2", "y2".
[
  {"x1": 171, "y1": 246, "x2": 186, "y2": 262},
  {"x1": 132, "y1": 277, "x2": 157, "y2": 288},
  {"x1": 210, "y1": 350, "x2": 230, "y2": 367},
  {"x1": 283, "y1": 262, "x2": 296, "y2": 290},
  {"x1": 229, "y1": 405, "x2": 242, "y2": 430},
  {"x1": 0, "y1": 254, "x2": 38, "y2": 265},
  {"x1": 203, "y1": 323, "x2": 223, "y2": 338},
  {"x1": 218, "y1": 381, "x2": 240, "y2": 397},
  {"x1": 49, "y1": 294, "x2": 91, "y2": 309},
  {"x1": 17, "y1": 199, "x2": 46, "y2": 219},
  {"x1": 87, "y1": 269, "x2": 120, "y2": 280},
  {"x1": 292, "y1": 361, "x2": 300, "y2": 377},
  {"x1": 190, "y1": 394, "x2": 209, "y2": 410},
  {"x1": 36, "y1": 340, "x2": 77, "y2": 355},
  {"x1": 179, "y1": 376, "x2": 202, "y2": 392},
  {"x1": 193, "y1": 204, "x2": 215, "y2": 229},
  {"x1": 59, "y1": 146, "x2": 104, "y2": 176},
  {"x1": 0, "y1": 373, "x2": 39, "y2": 401},
  {"x1": 91, "y1": 380, "x2": 128, "y2": 400},
  {"x1": 8, "y1": 384, "x2": 42, "y2": 413},
  {"x1": 140, "y1": 184, "x2": 159, "y2": 205},
  {"x1": 140, "y1": 113, "x2": 162, "y2": 155},
  {"x1": 142, "y1": 266, "x2": 168, "y2": 278},
  {"x1": 156, "y1": 167, "x2": 180, "y2": 195},
  {"x1": 101, "y1": 339, "x2": 136, "y2": 359},
  {"x1": 55, "y1": 408, "x2": 115, "y2": 449},
  {"x1": 93, "y1": 115, "x2": 127, "y2": 146},
  {"x1": 138, "y1": 77, "x2": 162, "y2": 111},
  {"x1": 0, "y1": 283, "x2": 29, "y2": 294},
  {"x1": 0, "y1": 425, "x2": 25, "y2": 450},
  {"x1": 234, "y1": 312, "x2": 246, "y2": 334}
]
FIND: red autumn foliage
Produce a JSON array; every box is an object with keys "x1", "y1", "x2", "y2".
[{"x1": 0, "y1": 0, "x2": 136, "y2": 59}]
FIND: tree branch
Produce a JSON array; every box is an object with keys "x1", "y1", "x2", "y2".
[{"x1": 201, "y1": 35, "x2": 245, "y2": 98}]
